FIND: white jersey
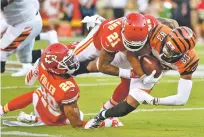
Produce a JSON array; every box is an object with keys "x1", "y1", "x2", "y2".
[{"x1": 3, "y1": 0, "x2": 39, "y2": 26}]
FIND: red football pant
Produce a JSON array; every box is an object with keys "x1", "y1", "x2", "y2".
[
  {"x1": 102, "y1": 78, "x2": 130, "y2": 110},
  {"x1": 3, "y1": 91, "x2": 34, "y2": 113}
]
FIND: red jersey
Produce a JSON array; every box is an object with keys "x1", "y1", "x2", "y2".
[
  {"x1": 148, "y1": 24, "x2": 199, "y2": 75},
  {"x1": 93, "y1": 15, "x2": 158, "y2": 52},
  {"x1": 93, "y1": 18, "x2": 125, "y2": 52},
  {"x1": 35, "y1": 62, "x2": 80, "y2": 125}
]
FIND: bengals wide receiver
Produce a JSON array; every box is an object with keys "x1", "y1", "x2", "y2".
[
  {"x1": 148, "y1": 24, "x2": 199, "y2": 105},
  {"x1": 84, "y1": 24, "x2": 199, "y2": 129}
]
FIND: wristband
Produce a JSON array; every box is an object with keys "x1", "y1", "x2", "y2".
[{"x1": 119, "y1": 68, "x2": 131, "y2": 79}]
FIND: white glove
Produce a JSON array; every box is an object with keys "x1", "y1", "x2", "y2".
[
  {"x1": 82, "y1": 14, "x2": 105, "y2": 30},
  {"x1": 141, "y1": 70, "x2": 163, "y2": 84}
]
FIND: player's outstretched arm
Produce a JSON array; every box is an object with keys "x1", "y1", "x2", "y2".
[
  {"x1": 63, "y1": 101, "x2": 83, "y2": 128},
  {"x1": 153, "y1": 74, "x2": 192, "y2": 106},
  {"x1": 97, "y1": 49, "x2": 119, "y2": 76},
  {"x1": 156, "y1": 17, "x2": 179, "y2": 29},
  {"x1": 25, "y1": 59, "x2": 40, "y2": 86}
]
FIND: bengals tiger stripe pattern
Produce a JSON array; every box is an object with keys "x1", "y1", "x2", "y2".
[
  {"x1": 1, "y1": 27, "x2": 32, "y2": 52},
  {"x1": 167, "y1": 26, "x2": 196, "y2": 53}
]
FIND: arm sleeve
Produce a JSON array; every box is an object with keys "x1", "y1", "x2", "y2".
[
  {"x1": 157, "y1": 78, "x2": 192, "y2": 105},
  {"x1": 25, "y1": 59, "x2": 40, "y2": 86}
]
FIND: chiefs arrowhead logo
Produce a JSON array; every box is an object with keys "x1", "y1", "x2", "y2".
[{"x1": 44, "y1": 55, "x2": 57, "y2": 64}]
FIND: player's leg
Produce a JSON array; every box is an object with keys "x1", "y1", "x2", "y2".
[
  {"x1": 0, "y1": 51, "x2": 7, "y2": 73},
  {"x1": 0, "y1": 91, "x2": 34, "y2": 116},
  {"x1": 101, "y1": 78, "x2": 130, "y2": 111},
  {"x1": 11, "y1": 13, "x2": 42, "y2": 76},
  {"x1": 30, "y1": 30, "x2": 59, "y2": 63},
  {"x1": 74, "y1": 25, "x2": 100, "y2": 62},
  {"x1": 16, "y1": 91, "x2": 42, "y2": 123},
  {"x1": 0, "y1": 22, "x2": 19, "y2": 73},
  {"x1": 85, "y1": 79, "x2": 155, "y2": 129},
  {"x1": 100, "y1": 52, "x2": 131, "y2": 110},
  {"x1": 12, "y1": 39, "x2": 35, "y2": 77},
  {"x1": 35, "y1": 30, "x2": 59, "y2": 44}
]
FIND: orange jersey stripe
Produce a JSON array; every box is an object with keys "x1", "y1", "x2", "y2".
[
  {"x1": 74, "y1": 38, "x2": 93, "y2": 55},
  {"x1": 14, "y1": 36, "x2": 29, "y2": 42},
  {"x1": 1, "y1": 28, "x2": 31, "y2": 52}
]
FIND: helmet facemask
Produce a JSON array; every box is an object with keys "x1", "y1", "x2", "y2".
[
  {"x1": 55, "y1": 50, "x2": 80, "y2": 75},
  {"x1": 121, "y1": 30, "x2": 148, "y2": 52},
  {"x1": 160, "y1": 41, "x2": 183, "y2": 63}
]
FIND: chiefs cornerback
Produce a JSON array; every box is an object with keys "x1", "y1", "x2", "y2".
[
  {"x1": 1, "y1": 43, "x2": 83, "y2": 127},
  {"x1": 148, "y1": 24, "x2": 199, "y2": 105}
]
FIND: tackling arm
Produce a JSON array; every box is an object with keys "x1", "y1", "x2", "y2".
[
  {"x1": 97, "y1": 49, "x2": 119, "y2": 76},
  {"x1": 126, "y1": 51, "x2": 145, "y2": 78},
  {"x1": 156, "y1": 17, "x2": 179, "y2": 29},
  {"x1": 154, "y1": 74, "x2": 192, "y2": 106},
  {"x1": 63, "y1": 101, "x2": 83, "y2": 128}
]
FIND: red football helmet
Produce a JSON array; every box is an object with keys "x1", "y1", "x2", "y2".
[
  {"x1": 121, "y1": 13, "x2": 148, "y2": 52},
  {"x1": 41, "y1": 43, "x2": 79, "y2": 75},
  {"x1": 144, "y1": 14, "x2": 159, "y2": 31}
]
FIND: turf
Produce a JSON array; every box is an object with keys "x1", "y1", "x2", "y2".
[{"x1": 1, "y1": 40, "x2": 204, "y2": 137}]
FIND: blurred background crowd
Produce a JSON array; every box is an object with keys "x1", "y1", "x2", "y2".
[{"x1": 39, "y1": 0, "x2": 204, "y2": 43}]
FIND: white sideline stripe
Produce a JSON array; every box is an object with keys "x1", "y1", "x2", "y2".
[
  {"x1": 0, "y1": 131, "x2": 61, "y2": 137},
  {"x1": 1, "y1": 79, "x2": 204, "y2": 90},
  {"x1": 2, "y1": 108, "x2": 204, "y2": 119}
]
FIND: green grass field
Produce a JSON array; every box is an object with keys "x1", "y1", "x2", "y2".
[{"x1": 1, "y1": 40, "x2": 204, "y2": 137}]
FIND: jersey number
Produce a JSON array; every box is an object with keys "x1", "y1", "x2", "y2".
[
  {"x1": 107, "y1": 32, "x2": 120, "y2": 47},
  {"x1": 181, "y1": 54, "x2": 190, "y2": 64},
  {"x1": 41, "y1": 89, "x2": 60, "y2": 116},
  {"x1": 59, "y1": 81, "x2": 75, "y2": 92}
]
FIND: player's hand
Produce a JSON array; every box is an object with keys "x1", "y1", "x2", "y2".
[
  {"x1": 82, "y1": 14, "x2": 105, "y2": 30},
  {"x1": 141, "y1": 70, "x2": 162, "y2": 84},
  {"x1": 152, "y1": 98, "x2": 159, "y2": 105}
]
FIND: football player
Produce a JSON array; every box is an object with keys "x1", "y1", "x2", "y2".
[
  {"x1": 30, "y1": 13, "x2": 179, "y2": 116},
  {"x1": 72, "y1": 13, "x2": 179, "y2": 112},
  {"x1": 149, "y1": 25, "x2": 198, "y2": 106},
  {"x1": 0, "y1": 0, "x2": 42, "y2": 76},
  {"x1": 85, "y1": 24, "x2": 199, "y2": 129},
  {"x1": 1, "y1": 43, "x2": 82, "y2": 127},
  {"x1": 0, "y1": 43, "x2": 121, "y2": 128}
]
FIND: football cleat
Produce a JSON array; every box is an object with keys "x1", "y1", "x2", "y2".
[
  {"x1": 11, "y1": 63, "x2": 32, "y2": 77},
  {"x1": 109, "y1": 117, "x2": 124, "y2": 127},
  {"x1": 17, "y1": 111, "x2": 35, "y2": 123},
  {"x1": 85, "y1": 111, "x2": 105, "y2": 129},
  {"x1": 103, "y1": 117, "x2": 124, "y2": 127}
]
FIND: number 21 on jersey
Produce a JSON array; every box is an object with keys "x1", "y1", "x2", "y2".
[{"x1": 107, "y1": 32, "x2": 120, "y2": 47}]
